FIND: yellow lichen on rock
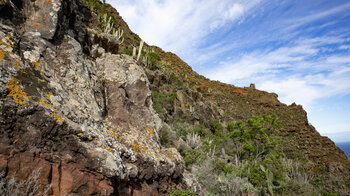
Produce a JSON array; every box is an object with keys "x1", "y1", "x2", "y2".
[
  {"x1": 6, "y1": 77, "x2": 31, "y2": 105},
  {"x1": 37, "y1": 93, "x2": 65, "y2": 123},
  {"x1": 38, "y1": 98, "x2": 53, "y2": 108},
  {"x1": 13, "y1": 59, "x2": 21, "y2": 67},
  {"x1": 0, "y1": 50, "x2": 4, "y2": 61},
  {"x1": 104, "y1": 146, "x2": 112, "y2": 152},
  {"x1": 146, "y1": 128, "x2": 154, "y2": 135},
  {"x1": 33, "y1": 60, "x2": 41, "y2": 69},
  {"x1": 53, "y1": 109, "x2": 65, "y2": 123},
  {"x1": 47, "y1": 92, "x2": 52, "y2": 101}
]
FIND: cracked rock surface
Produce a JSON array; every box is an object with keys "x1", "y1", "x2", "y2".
[{"x1": 0, "y1": 0, "x2": 200, "y2": 195}]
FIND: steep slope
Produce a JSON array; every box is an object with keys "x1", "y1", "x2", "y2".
[
  {"x1": 0, "y1": 0, "x2": 349, "y2": 195},
  {"x1": 105, "y1": 2, "x2": 350, "y2": 195}
]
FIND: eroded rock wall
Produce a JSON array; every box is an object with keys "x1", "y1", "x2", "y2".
[{"x1": 0, "y1": 0, "x2": 200, "y2": 195}]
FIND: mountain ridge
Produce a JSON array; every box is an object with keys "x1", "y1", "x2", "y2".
[{"x1": 0, "y1": 0, "x2": 349, "y2": 195}]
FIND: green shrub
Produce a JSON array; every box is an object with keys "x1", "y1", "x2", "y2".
[
  {"x1": 212, "y1": 158, "x2": 234, "y2": 174},
  {"x1": 152, "y1": 91, "x2": 178, "y2": 115},
  {"x1": 228, "y1": 130, "x2": 241, "y2": 139},
  {"x1": 133, "y1": 33, "x2": 140, "y2": 41},
  {"x1": 320, "y1": 190, "x2": 340, "y2": 196},
  {"x1": 226, "y1": 122, "x2": 236, "y2": 132},
  {"x1": 152, "y1": 91, "x2": 166, "y2": 114},
  {"x1": 173, "y1": 121, "x2": 193, "y2": 138},
  {"x1": 183, "y1": 149, "x2": 205, "y2": 169},
  {"x1": 170, "y1": 73, "x2": 184, "y2": 86},
  {"x1": 210, "y1": 119, "x2": 223, "y2": 137},
  {"x1": 168, "y1": 92, "x2": 178, "y2": 104},
  {"x1": 160, "y1": 126, "x2": 175, "y2": 147},
  {"x1": 122, "y1": 48, "x2": 133, "y2": 56},
  {"x1": 169, "y1": 187, "x2": 196, "y2": 196},
  {"x1": 200, "y1": 138, "x2": 215, "y2": 153},
  {"x1": 149, "y1": 52, "x2": 161, "y2": 61},
  {"x1": 207, "y1": 173, "x2": 258, "y2": 196},
  {"x1": 242, "y1": 142, "x2": 256, "y2": 155},
  {"x1": 193, "y1": 125, "x2": 212, "y2": 138}
]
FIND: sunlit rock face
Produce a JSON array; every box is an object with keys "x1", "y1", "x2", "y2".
[{"x1": 0, "y1": 0, "x2": 200, "y2": 195}]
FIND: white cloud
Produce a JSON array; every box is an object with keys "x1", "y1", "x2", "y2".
[
  {"x1": 339, "y1": 45, "x2": 350, "y2": 50},
  {"x1": 326, "y1": 56, "x2": 350, "y2": 64},
  {"x1": 225, "y1": 3, "x2": 245, "y2": 20},
  {"x1": 206, "y1": 36, "x2": 350, "y2": 110},
  {"x1": 109, "y1": 0, "x2": 261, "y2": 53},
  {"x1": 285, "y1": 2, "x2": 350, "y2": 32}
]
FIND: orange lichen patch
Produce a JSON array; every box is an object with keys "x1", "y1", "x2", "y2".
[
  {"x1": 165, "y1": 151, "x2": 175, "y2": 160},
  {"x1": 0, "y1": 50, "x2": 4, "y2": 61},
  {"x1": 146, "y1": 128, "x2": 154, "y2": 135},
  {"x1": 133, "y1": 144, "x2": 145, "y2": 155},
  {"x1": 6, "y1": 77, "x2": 31, "y2": 105},
  {"x1": 38, "y1": 98, "x2": 53, "y2": 108},
  {"x1": 31, "y1": 23, "x2": 42, "y2": 30},
  {"x1": 91, "y1": 153, "x2": 95, "y2": 158},
  {"x1": 47, "y1": 0, "x2": 51, "y2": 4},
  {"x1": 53, "y1": 109, "x2": 64, "y2": 123}
]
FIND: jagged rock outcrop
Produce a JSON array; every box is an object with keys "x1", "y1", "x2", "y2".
[{"x1": 0, "y1": 0, "x2": 200, "y2": 195}]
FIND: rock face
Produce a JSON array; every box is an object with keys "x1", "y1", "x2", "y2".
[{"x1": 0, "y1": 0, "x2": 199, "y2": 195}]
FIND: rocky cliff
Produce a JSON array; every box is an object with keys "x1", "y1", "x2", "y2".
[
  {"x1": 0, "y1": 0, "x2": 349, "y2": 195},
  {"x1": 0, "y1": 0, "x2": 199, "y2": 195}
]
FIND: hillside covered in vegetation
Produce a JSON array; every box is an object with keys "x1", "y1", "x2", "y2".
[{"x1": 0, "y1": 0, "x2": 349, "y2": 195}]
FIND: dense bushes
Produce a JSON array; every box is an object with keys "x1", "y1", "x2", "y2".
[
  {"x1": 152, "y1": 91, "x2": 178, "y2": 115},
  {"x1": 166, "y1": 114, "x2": 320, "y2": 195}
]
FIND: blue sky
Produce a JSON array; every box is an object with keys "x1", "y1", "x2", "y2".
[{"x1": 108, "y1": 0, "x2": 350, "y2": 142}]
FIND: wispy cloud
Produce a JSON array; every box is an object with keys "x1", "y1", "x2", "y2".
[
  {"x1": 284, "y1": 2, "x2": 350, "y2": 32},
  {"x1": 339, "y1": 45, "x2": 350, "y2": 50},
  {"x1": 110, "y1": 0, "x2": 262, "y2": 53},
  {"x1": 206, "y1": 35, "x2": 350, "y2": 110}
]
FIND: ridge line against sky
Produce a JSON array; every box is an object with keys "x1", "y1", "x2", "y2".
[{"x1": 108, "y1": 0, "x2": 350, "y2": 142}]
